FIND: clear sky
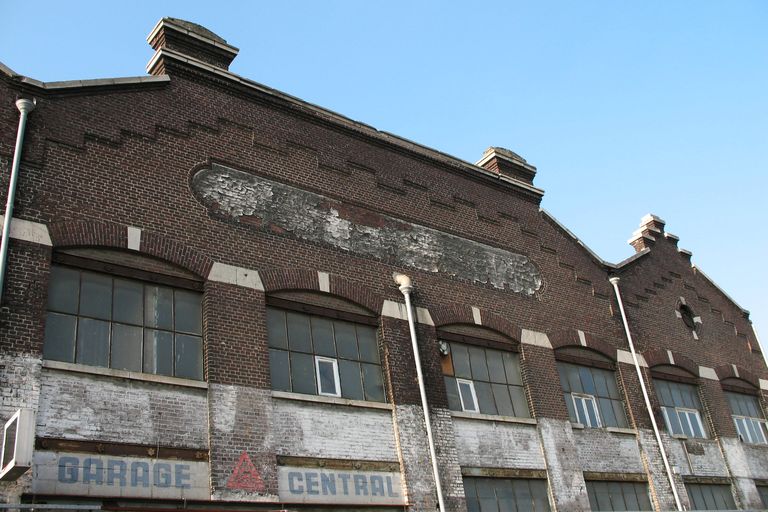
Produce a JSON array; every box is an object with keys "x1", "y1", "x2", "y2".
[{"x1": 2, "y1": 1, "x2": 766, "y2": 347}]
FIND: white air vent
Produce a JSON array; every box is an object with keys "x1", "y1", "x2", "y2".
[{"x1": 0, "y1": 409, "x2": 35, "y2": 481}]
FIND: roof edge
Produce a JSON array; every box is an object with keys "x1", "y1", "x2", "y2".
[
  {"x1": 539, "y1": 209, "x2": 614, "y2": 269},
  {"x1": 692, "y1": 265, "x2": 750, "y2": 317}
]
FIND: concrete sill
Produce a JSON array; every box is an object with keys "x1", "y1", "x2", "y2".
[
  {"x1": 271, "y1": 390, "x2": 393, "y2": 411},
  {"x1": 450, "y1": 411, "x2": 537, "y2": 425},
  {"x1": 571, "y1": 423, "x2": 637, "y2": 435},
  {"x1": 42, "y1": 360, "x2": 208, "y2": 389}
]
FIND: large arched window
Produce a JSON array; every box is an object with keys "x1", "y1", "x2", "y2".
[
  {"x1": 651, "y1": 365, "x2": 707, "y2": 438},
  {"x1": 43, "y1": 249, "x2": 204, "y2": 380},
  {"x1": 555, "y1": 347, "x2": 628, "y2": 428},
  {"x1": 722, "y1": 377, "x2": 768, "y2": 444},
  {"x1": 265, "y1": 291, "x2": 385, "y2": 402},
  {"x1": 439, "y1": 324, "x2": 529, "y2": 418}
]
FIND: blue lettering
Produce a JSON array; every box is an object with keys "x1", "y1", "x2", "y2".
[
  {"x1": 131, "y1": 461, "x2": 150, "y2": 487},
  {"x1": 386, "y1": 476, "x2": 399, "y2": 497},
  {"x1": 288, "y1": 472, "x2": 304, "y2": 494},
  {"x1": 338, "y1": 473, "x2": 351, "y2": 495},
  {"x1": 153, "y1": 463, "x2": 172, "y2": 488},
  {"x1": 370, "y1": 475, "x2": 385, "y2": 496},
  {"x1": 107, "y1": 460, "x2": 127, "y2": 486},
  {"x1": 83, "y1": 458, "x2": 103, "y2": 485},
  {"x1": 354, "y1": 474, "x2": 368, "y2": 496},
  {"x1": 58, "y1": 456, "x2": 79, "y2": 483},
  {"x1": 321, "y1": 473, "x2": 336, "y2": 495},
  {"x1": 174, "y1": 464, "x2": 190, "y2": 489},
  {"x1": 305, "y1": 472, "x2": 319, "y2": 495}
]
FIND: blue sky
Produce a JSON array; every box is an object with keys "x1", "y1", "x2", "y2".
[{"x1": 2, "y1": 1, "x2": 766, "y2": 346}]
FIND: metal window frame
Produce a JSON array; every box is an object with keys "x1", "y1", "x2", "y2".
[
  {"x1": 733, "y1": 415, "x2": 768, "y2": 444},
  {"x1": 572, "y1": 392, "x2": 602, "y2": 428},
  {"x1": 676, "y1": 407, "x2": 706, "y2": 439},
  {"x1": 456, "y1": 378, "x2": 479, "y2": 413},
  {"x1": 314, "y1": 356, "x2": 341, "y2": 397}
]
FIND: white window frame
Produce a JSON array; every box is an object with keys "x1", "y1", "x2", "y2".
[
  {"x1": 572, "y1": 393, "x2": 601, "y2": 427},
  {"x1": 662, "y1": 406, "x2": 706, "y2": 438},
  {"x1": 456, "y1": 378, "x2": 479, "y2": 413},
  {"x1": 314, "y1": 356, "x2": 341, "y2": 397},
  {"x1": 733, "y1": 415, "x2": 768, "y2": 444}
]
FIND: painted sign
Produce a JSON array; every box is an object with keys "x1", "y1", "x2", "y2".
[
  {"x1": 226, "y1": 451, "x2": 264, "y2": 492},
  {"x1": 32, "y1": 451, "x2": 209, "y2": 500},
  {"x1": 277, "y1": 466, "x2": 405, "y2": 505}
]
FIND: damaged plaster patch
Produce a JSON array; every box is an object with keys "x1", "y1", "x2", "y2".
[{"x1": 192, "y1": 165, "x2": 542, "y2": 295}]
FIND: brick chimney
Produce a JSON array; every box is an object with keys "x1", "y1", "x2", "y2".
[
  {"x1": 147, "y1": 17, "x2": 239, "y2": 75},
  {"x1": 476, "y1": 147, "x2": 537, "y2": 185},
  {"x1": 628, "y1": 214, "x2": 665, "y2": 252}
]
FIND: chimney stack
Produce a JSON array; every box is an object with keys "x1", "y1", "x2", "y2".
[
  {"x1": 476, "y1": 147, "x2": 537, "y2": 185},
  {"x1": 147, "y1": 18, "x2": 239, "y2": 75}
]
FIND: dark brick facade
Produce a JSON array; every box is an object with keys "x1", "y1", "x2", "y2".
[{"x1": 1, "y1": 17, "x2": 766, "y2": 512}]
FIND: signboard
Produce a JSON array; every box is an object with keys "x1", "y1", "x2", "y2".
[
  {"x1": 32, "y1": 451, "x2": 209, "y2": 500},
  {"x1": 278, "y1": 466, "x2": 406, "y2": 505}
]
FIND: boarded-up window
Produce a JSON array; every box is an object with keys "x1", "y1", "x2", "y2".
[
  {"x1": 685, "y1": 483, "x2": 736, "y2": 510},
  {"x1": 464, "y1": 477, "x2": 550, "y2": 512},
  {"x1": 586, "y1": 481, "x2": 652, "y2": 511}
]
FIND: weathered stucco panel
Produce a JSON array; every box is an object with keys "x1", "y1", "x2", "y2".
[
  {"x1": 192, "y1": 165, "x2": 542, "y2": 295},
  {"x1": 573, "y1": 428, "x2": 644, "y2": 474},
  {"x1": 37, "y1": 369, "x2": 209, "y2": 448},
  {"x1": 453, "y1": 417, "x2": 545, "y2": 469}
]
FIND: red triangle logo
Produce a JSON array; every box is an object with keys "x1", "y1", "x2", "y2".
[{"x1": 226, "y1": 451, "x2": 265, "y2": 492}]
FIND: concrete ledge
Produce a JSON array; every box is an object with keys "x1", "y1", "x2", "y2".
[
  {"x1": 0, "y1": 215, "x2": 52, "y2": 246},
  {"x1": 208, "y1": 262, "x2": 264, "y2": 290},
  {"x1": 271, "y1": 390, "x2": 393, "y2": 411},
  {"x1": 42, "y1": 359, "x2": 208, "y2": 389},
  {"x1": 698, "y1": 366, "x2": 719, "y2": 381},
  {"x1": 450, "y1": 410, "x2": 537, "y2": 425},
  {"x1": 760, "y1": 379, "x2": 768, "y2": 391}
]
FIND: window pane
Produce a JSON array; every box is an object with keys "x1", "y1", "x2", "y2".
[
  {"x1": 266, "y1": 308, "x2": 288, "y2": 349},
  {"x1": 662, "y1": 407, "x2": 682, "y2": 435},
  {"x1": 145, "y1": 285, "x2": 174, "y2": 330},
  {"x1": 269, "y1": 349, "x2": 290, "y2": 392},
  {"x1": 113, "y1": 279, "x2": 143, "y2": 325},
  {"x1": 564, "y1": 392, "x2": 577, "y2": 422},
  {"x1": 311, "y1": 317, "x2": 335, "y2": 357},
  {"x1": 290, "y1": 352, "x2": 316, "y2": 394},
  {"x1": 287, "y1": 312, "x2": 312, "y2": 353},
  {"x1": 579, "y1": 367, "x2": 596, "y2": 395},
  {"x1": 357, "y1": 325, "x2": 379, "y2": 363},
  {"x1": 362, "y1": 362, "x2": 385, "y2": 402},
  {"x1": 612, "y1": 399, "x2": 628, "y2": 428},
  {"x1": 468, "y1": 346, "x2": 489, "y2": 381},
  {"x1": 452, "y1": 344, "x2": 472, "y2": 379},
  {"x1": 445, "y1": 376, "x2": 462, "y2": 411},
  {"x1": 585, "y1": 397, "x2": 599, "y2": 427},
  {"x1": 656, "y1": 380, "x2": 673, "y2": 407},
  {"x1": 76, "y1": 318, "x2": 110, "y2": 366},
  {"x1": 80, "y1": 272, "x2": 112, "y2": 320},
  {"x1": 492, "y1": 383, "x2": 515, "y2": 416},
  {"x1": 174, "y1": 290, "x2": 202, "y2": 335},
  {"x1": 599, "y1": 397, "x2": 618, "y2": 427},
  {"x1": 47, "y1": 266, "x2": 80, "y2": 314},
  {"x1": 501, "y1": 352, "x2": 522, "y2": 386},
  {"x1": 175, "y1": 334, "x2": 203, "y2": 380},
  {"x1": 487, "y1": 353, "x2": 507, "y2": 383},
  {"x1": 339, "y1": 359, "x2": 364, "y2": 400},
  {"x1": 43, "y1": 312, "x2": 77, "y2": 362},
  {"x1": 334, "y1": 321, "x2": 358, "y2": 359},
  {"x1": 679, "y1": 411, "x2": 694, "y2": 438},
  {"x1": 594, "y1": 370, "x2": 610, "y2": 398},
  {"x1": 144, "y1": 329, "x2": 174, "y2": 376},
  {"x1": 317, "y1": 359, "x2": 338, "y2": 395},
  {"x1": 566, "y1": 365, "x2": 582, "y2": 393},
  {"x1": 475, "y1": 381, "x2": 497, "y2": 415},
  {"x1": 512, "y1": 479, "x2": 533, "y2": 512},
  {"x1": 509, "y1": 385, "x2": 530, "y2": 418},
  {"x1": 111, "y1": 324, "x2": 142, "y2": 371}
]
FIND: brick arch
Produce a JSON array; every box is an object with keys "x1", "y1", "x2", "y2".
[
  {"x1": 259, "y1": 268, "x2": 382, "y2": 315},
  {"x1": 48, "y1": 220, "x2": 213, "y2": 277},
  {"x1": 714, "y1": 364, "x2": 760, "y2": 389},
  {"x1": 643, "y1": 348, "x2": 699, "y2": 377},
  {"x1": 549, "y1": 330, "x2": 617, "y2": 362},
  {"x1": 430, "y1": 304, "x2": 521, "y2": 342}
]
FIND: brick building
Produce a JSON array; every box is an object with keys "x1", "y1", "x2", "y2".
[{"x1": 0, "y1": 17, "x2": 766, "y2": 512}]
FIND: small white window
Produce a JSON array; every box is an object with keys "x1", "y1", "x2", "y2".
[
  {"x1": 734, "y1": 416, "x2": 768, "y2": 444},
  {"x1": 677, "y1": 408, "x2": 706, "y2": 439},
  {"x1": 572, "y1": 393, "x2": 601, "y2": 427},
  {"x1": 315, "y1": 356, "x2": 341, "y2": 397},
  {"x1": 456, "y1": 378, "x2": 479, "y2": 413}
]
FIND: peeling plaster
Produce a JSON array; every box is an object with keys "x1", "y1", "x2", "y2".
[{"x1": 192, "y1": 165, "x2": 542, "y2": 295}]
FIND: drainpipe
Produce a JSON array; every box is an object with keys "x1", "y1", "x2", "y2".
[
  {"x1": 609, "y1": 276, "x2": 683, "y2": 511},
  {"x1": 393, "y1": 273, "x2": 446, "y2": 512},
  {"x1": 0, "y1": 98, "x2": 36, "y2": 299}
]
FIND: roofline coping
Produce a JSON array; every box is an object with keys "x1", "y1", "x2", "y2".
[
  {"x1": 147, "y1": 18, "x2": 239, "y2": 55},
  {"x1": 475, "y1": 149, "x2": 537, "y2": 173},
  {"x1": 146, "y1": 47, "x2": 545, "y2": 197},
  {"x1": 539, "y1": 209, "x2": 614, "y2": 269},
  {"x1": 692, "y1": 265, "x2": 749, "y2": 316},
  {"x1": 1, "y1": 60, "x2": 171, "y2": 89}
]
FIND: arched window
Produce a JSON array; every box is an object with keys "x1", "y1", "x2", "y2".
[
  {"x1": 555, "y1": 347, "x2": 628, "y2": 428},
  {"x1": 43, "y1": 249, "x2": 204, "y2": 380},
  {"x1": 438, "y1": 324, "x2": 529, "y2": 418},
  {"x1": 651, "y1": 365, "x2": 706, "y2": 438},
  {"x1": 722, "y1": 377, "x2": 768, "y2": 444}
]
